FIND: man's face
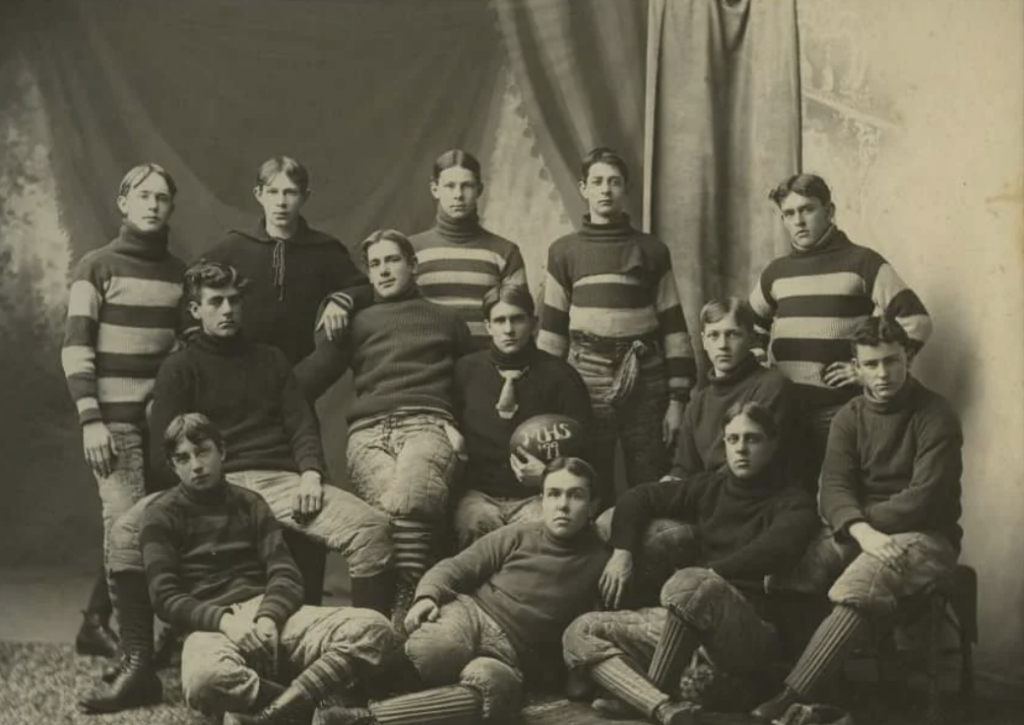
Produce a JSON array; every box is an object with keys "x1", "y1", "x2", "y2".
[
  {"x1": 117, "y1": 173, "x2": 175, "y2": 234},
  {"x1": 254, "y1": 172, "x2": 308, "y2": 231},
  {"x1": 430, "y1": 166, "x2": 482, "y2": 220},
  {"x1": 778, "y1": 192, "x2": 834, "y2": 250},
  {"x1": 170, "y1": 436, "x2": 225, "y2": 494},
  {"x1": 854, "y1": 341, "x2": 908, "y2": 402},
  {"x1": 702, "y1": 313, "x2": 752, "y2": 376},
  {"x1": 485, "y1": 301, "x2": 534, "y2": 355},
  {"x1": 578, "y1": 162, "x2": 627, "y2": 220},
  {"x1": 542, "y1": 468, "x2": 593, "y2": 538},
  {"x1": 366, "y1": 240, "x2": 416, "y2": 299},
  {"x1": 190, "y1": 284, "x2": 243, "y2": 338},
  {"x1": 724, "y1": 414, "x2": 778, "y2": 480}
]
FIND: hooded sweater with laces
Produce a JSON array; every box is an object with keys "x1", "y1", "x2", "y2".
[
  {"x1": 410, "y1": 211, "x2": 527, "y2": 347},
  {"x1": 820, "y1": 376, "x2": 963, "y2": 549},
  {"x1": 203, "y1": 217, "x2": 372, "y2": 363},
  {"x1": 62, "y1": 224, "x2": 186, "y2": 426}
]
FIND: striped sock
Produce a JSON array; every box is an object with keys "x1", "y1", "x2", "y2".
[
  {"x1": 291, "y1": 651, "x2": 354, "y2": 704},
  {"x1": 391, "y1": 517, "x2": 434, "y2": 583},
  {"x1": 786, "y1": 604, "x2": 870, "y2": 696},
  {"x1": 369, "y1": 684, "x2": 481, "y2": 725},
  {"x1": 110, "y1": 572, "x2": 153, "y2": 659},
  {"x1": 589, "y1": 656, "x2": 669, "y2": 718},
  {"x1": 648, "y1": 608, "x2": 699, "y2": 692}
]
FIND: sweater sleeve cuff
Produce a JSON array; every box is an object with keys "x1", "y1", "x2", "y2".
[
  {"x1": 196, "y1": 604, "x2": 231, "y2": 633},
  {"x1": 255, "y1": 601, "x2": 294, "y2": 629},
  {"x1": 326, "y1": 291, "x2": 354, "y2": 310},
  {"x1": 297, "y1": 457, "x2": 326, "y2": 476},
  {"x1": 830, "y1": 509, "x2": 866, "y2": 541}
]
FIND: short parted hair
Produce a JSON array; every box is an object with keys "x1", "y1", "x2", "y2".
[
  {"x1": 432, "y1": 149, "x2": 483, "y2": 184},
  {"x1": 850, "y1": 316, "x2": 911, "y2": 356},
  {"x1": 118, "y1": 163, "x2": 178, "y2": 199},
  {"x1": 163, "y1": 412, "x2": 225, "y2": 463},
  {"x1": 482, "y1": 282, "x2": 535, "y2": 321},
  {"x1": 184, "y1": 261, "x2": 249, "y2": 305},
  {"x1": 541, "y1": 456, "x2": 596, "y2": 493},
  {"x1": 256, "y1": 156, "x2": 310, "y2": 193},
  {"x1": 722, "y1": 401, "x2": 780, "y2": 440},
  {"x1": 580, "y1": 146, "x2": 629, "y2": 184},
  {"x1": 360, "y1": 229, "x2": 416, "y2": 266},
  {"x1": 700, "y1": 297, "x2": 756, "y2": 333},
  {"x1": 768, "y1": 173, "x2": 832, "y2": 208}
]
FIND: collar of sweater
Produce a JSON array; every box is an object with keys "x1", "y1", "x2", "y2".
[
  {"x1": 707, "y1": 354, "x2": 761, "y2": 387},
  {"x1": 111, "y1": 223, "x2": 170, "y2": 260},
  {"x1": 372, "y1": 283, "x2": 422, "y2": 305},
  {"x1": 790, "y1": 225, "x2": 851, "y2": 256},
  {"x1": 490, "y1": 341, "x2": 540, "y2": 369},
  {"x1": 238, "y1": 216, "x2": 335, "y2": 245},
  {"x1": 722, "y1": 464, "x2": 788, "y2": 501},
  {"x1": 579, "y1": 213, "x2": 636, "y2": 242},
  {"x1": 192, "y1": 331, "x2": 250, "y2": 356},
  {"x1": 178, "y1": 480, "x2": 229, "y2": 506},
  {"x1": 436, "y1": 209, "x2": 484, "y2": 242},
  {"x1": 863, "y1": 375, "x2": 919, "y2": 414},
  {"x1": 540, "y1": 521, "x2": 598, "y2": 550}
]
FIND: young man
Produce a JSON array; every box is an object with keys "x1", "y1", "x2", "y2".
[
  {"x1": 320, "y1": 457, "x2": 610, "y2": 725},
  {"x1": 752, "y1": 317, "x2": 962, "y2": 722},
  {"x1": 451, "y1": 281, "x2": 592, "y2": 548},
  {"x1": 537, "y1": 147, "x2": 696, "y2": 507},
  {"x1": 410, "y1": 149, "x2": 528, "y2": 348},
  {"x1": 564, "y1": 403, "x2": 818, "y2": 725},
  {"x1": 748, "y1": 173, "x2": 933, "y2": 480},
  {"x1": 82, "y1": 262, "x2": 393, "y2": 714},
  {"x1": 296, "y1": 230, "x2": 472, "y2": 625},
  {"x1": 140, "y1": 413, "x2": 399, "y2": 725},
  {"x1": 61, "y1": 163, "x2": 186, "y2": 658}
]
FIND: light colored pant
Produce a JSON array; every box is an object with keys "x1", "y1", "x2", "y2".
[
  {"x1": 405, "y1": 594, "x2": 523, "y2": 719},
  {"x1": 94, "y1": 422, "x2": 147, "y2": 554},
  {"x1": 452, "y1": 490, "x2": 543, "y2": 549},
  {"x1": 181, "y1": 595, "x2": 397, "y2": 714},
  {"x1": 108, "y1": 471, "x2": 393, "y2": 578},
  {"x1": 347, "y1": 412, "x2": 458, "y2": 521}
]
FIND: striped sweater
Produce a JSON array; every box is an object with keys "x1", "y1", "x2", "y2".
[
  {"x1": 749, "y1": 228, "x2": 932, "y2": 405},
  {"x1": 140, "y1": 482, "x2": 304, "y2": 633},
  {"x1": 410, "y1": 211, "x2": 527, "y2": 347},
  {"x1": 537, "y1": 215, "x2": 696, "y2": 396},
  {"x1": 61, "y1": 225, "x2": 186, "y2": 426}
]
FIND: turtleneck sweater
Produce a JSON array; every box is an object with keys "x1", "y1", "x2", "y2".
[
  {"x1": 410, "y1": 210, "x2": 527, "y2": 347},
  {"x1": 62, "y1": 224, "x2": 186, "y2": 426},
  {"x1": 820, "y1": 376, "x2": 963, "y2": 549},
  {"x1": 672, "y1": 355, "x2": 794, "y2": 476},
  {"x1": 148, "y1": 332, "x2": 326, "y2": 489},
  {"x1": 453, "y1": 343, "x2": 592, "y2": 498},
  {"x1": 415, "y1": 521, "x2": 609, "y2": 682},
  {"x1": 140, "y1": 481, "x2": 304, "y2": 633},
  {"x1": 748, "y1": 227, "x2": 932, "y2": 406},
  {"x1": 537, "y1": 214, "x2": 696, "y2": 397},
  {"x1": 610, "y1": 465, "x2": 817, "y2": 592},
  {"x1": 294, "y1": 285, "x2": 472, "y2": 423},
  {"x1": 203, "y1": 216, "x2": 372, "y2": 364}
]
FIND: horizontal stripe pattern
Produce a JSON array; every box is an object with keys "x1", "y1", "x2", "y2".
[
  {"x1": 569, "y1": 305, "x2": 660, "y2": 338},
  {"x1": 771, "y1": 271, "x2": 868, "y2": 299}
]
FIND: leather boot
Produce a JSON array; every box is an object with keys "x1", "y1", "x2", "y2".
[
  {"x1": 751, "y1": 685, "x2": 802, "y2": 723},
  {"x1": 230, "y1": 684, "x2": 315, "y2": 725},
  {"x1": 79, "y1": 651, "x2": 162, "y2": 713},
  {"x1": 75, "y1": 611, "x2": 120, "y2": 658}
]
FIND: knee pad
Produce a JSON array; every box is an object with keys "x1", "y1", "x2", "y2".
[{"x1": 460, "y1": 657, "x2": 523, "y2": 720}]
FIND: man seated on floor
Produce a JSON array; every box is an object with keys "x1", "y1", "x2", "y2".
[
  {"x1": 81, "y1": 261, "x2": 393, "y2": 714},
  {"x1": 752, "y1": 317, "x2": 963, "y2": 722},
  {"x1": 451, "y1": 281, "x2": 592, "y2": 549},
  {"x1": 295, "y1": 229, "x2": 472, "y2": 626},
  {"x1": 317, "y1": 456, "x2": 610, "y2": 725},
  {"x1": 564, "y1": 402, "x2": 818, "y2": 725},
  {"x1": 141, "y1": 413, "x2": 399, "y2": 725}
]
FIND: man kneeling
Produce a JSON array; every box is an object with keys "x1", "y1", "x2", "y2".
[
  {"x1": 142, "y1": 413, "x2": 399, "y2": 725},
  {"x1": 563, "y1": 403, "x2": 818, "y2": 724},
  {"x1": 321, "y1": 457, "x2": 610, "y2": 725}
]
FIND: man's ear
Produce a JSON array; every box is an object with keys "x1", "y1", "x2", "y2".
[
  {"x1": 252, "y1": 185, "x2": 262, "y2": 203},
  {"x1": 188, "y1": 300, "x2": 201, "y2": 321},
  {"x1": 116, "y1": 195, "x2": 129, "y2": 216},
  {"x1": 429, "y1": 180, "x2": 440, "y2": 201},
  {"x1": 577, "y1": 179, "x2": 587, "y2": 199}
]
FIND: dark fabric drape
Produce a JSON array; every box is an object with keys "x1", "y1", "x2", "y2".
[
  {"x1": 491, "y1": 0, "x2": 648, "y2": 224},
  {"x1": 646, "y1": 0, "x2": 801, "y2": 326},
  {"x1": 21, "y1": 0, "x2": 506, "y2": 263}
]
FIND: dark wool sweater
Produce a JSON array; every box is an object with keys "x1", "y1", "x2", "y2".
[
  {"x1": 149, "y1": 333, "x2": 326, "y2": 488},
  {"x1": 294, "y1": 287, "x2": 472, "y2": 422},
  {"x1": 610, "y1": 468, "x2": 818, "y2": 596},
  {"x1": 672, "y1": 355, "x2": 794, "y2": 477},
  {"x1": 411, "y1": 211, "x2": 527, "y2": 348},
  {"x1": 820, "y1": 377, "x2": 963, "y2": 549},
  {"x1": 416, "y1": 522, "x2": 609, "y2": 683},
  {"x1": 140, "y1": 482, "x2": 304, "y2": 633},
  {"x1": 202, "y1": 217, "x2": 372, "y2": 364},
  {"x1": 454, "y1": 344, "x2": 593, "y2": 498}
]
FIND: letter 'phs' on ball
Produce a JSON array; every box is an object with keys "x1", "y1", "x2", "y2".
[{"x1": 509, "y1": 414, "x2": 586, "y2": 463}]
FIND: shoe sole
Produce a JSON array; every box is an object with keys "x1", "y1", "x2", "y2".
[{"x1": 79, "y1": 682, "x2": 163, "y2": 713}]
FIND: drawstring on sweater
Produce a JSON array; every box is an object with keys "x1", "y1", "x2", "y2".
[{"x1": 272, "y1": 239, "x2": 286, "y2": 300}]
